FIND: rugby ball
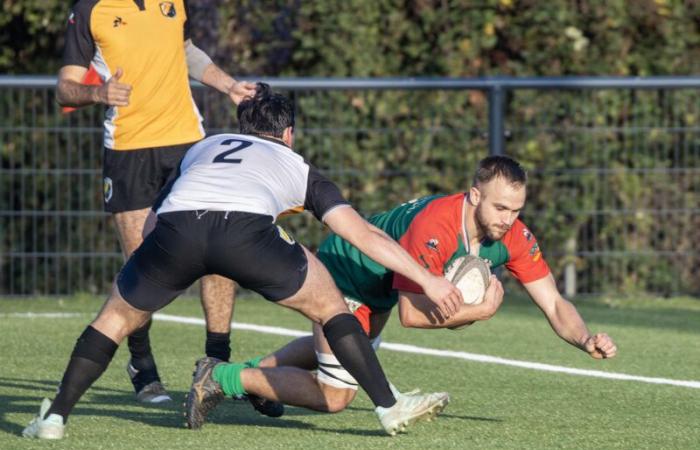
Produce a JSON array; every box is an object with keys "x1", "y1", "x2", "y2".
[{"x1": 444, "y1": 255, "x2": 491, "y2": 305}]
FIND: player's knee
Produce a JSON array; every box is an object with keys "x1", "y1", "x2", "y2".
[
  {"x1": 93, "y1": 292, "x2": 150, "y2": 341},
  {"x1": 257, "y1": 356, "x2": 277, "y2": 368},
  {"x1": 319, "y1": 384, "x2": 355, "y2": 413}
]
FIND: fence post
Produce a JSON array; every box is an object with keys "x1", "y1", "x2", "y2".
[
  {"x1": 564, "y1": 236, "x2": 577, "y2": 298},
  {"x1": 488, "y1": 85, "x2": 506, "y2": 155}
]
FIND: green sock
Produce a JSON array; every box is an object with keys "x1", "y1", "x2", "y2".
[
  {"x1": 244, "y1": 356, "x2": 263, "y2": 369},
  {"x1": 212, "y1": 363, "x2": 247, "y2": 397}
]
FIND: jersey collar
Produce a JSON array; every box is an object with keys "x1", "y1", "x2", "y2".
[{"x1": 247, "y1": 133, "x2": 291, "y2": 149}]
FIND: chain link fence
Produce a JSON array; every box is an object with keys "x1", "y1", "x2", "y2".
[{"x1": 1, "y1": 77, "x2": 698, "y2": 296}]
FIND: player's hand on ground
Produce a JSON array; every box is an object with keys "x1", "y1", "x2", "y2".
[
  {"x1": 423, "y1": 275, "x2": 463, "y2": 318},
  {"x1": 481, "y1": 275, "x2": 504, "y2": 318},
  {"x1": 94, "y1": 67, "x2": 131, "y2": 106},
  {"x1": 228, "y1": 81, "x2": 257, "y2": 104},
  {"x1": 583, "y1": 333, "x2": 617, "y2": 359}
]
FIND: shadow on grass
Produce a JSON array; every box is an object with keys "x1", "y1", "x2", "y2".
[{"x1": 0, "y1": 377, "x2": 502, "y2": 438}]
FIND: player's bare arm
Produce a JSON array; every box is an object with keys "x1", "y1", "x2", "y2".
[
  {"x1": 56, "y1": 65, "x2": 131, "y2": 107},
  {"x1": 398, "y1": 275, "x2": 504, "y2": 329},
  {"x1": 524, "y1": 274, "x2": 617, "y2": 359},
  {"x1": 184, "y1": 39, "x2": 256, "y2": 104},
  {"x1": 323, "y1": 206, "x2": 463, "y2": 318}
]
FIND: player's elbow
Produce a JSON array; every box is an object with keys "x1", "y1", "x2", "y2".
[
  {"x1": 55, "y1": 82, "x2": 70, "y2": 106},
  {"x1": 398, "y1": 308, "x2": 421, "y2": 328}
]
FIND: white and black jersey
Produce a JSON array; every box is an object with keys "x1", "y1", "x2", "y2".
[
  {"x1": 155, "y1": 134, "x2": 350, "y2": 221},
  {"x1": 120, "y1": 133, "x2": 352, "y2": 309}
]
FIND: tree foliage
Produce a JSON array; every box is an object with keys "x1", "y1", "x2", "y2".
[{"x1": 1, "y1": 0, "x2": 699, "y2": 295}]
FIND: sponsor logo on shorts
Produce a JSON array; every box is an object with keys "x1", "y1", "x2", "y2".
[
  {"x1": 277, "y1": 225, "x2": 295, "y2": 245},
  {"x1": 159, "y1": 2, "x2": 177, "y2": 18},
  {"x1": 103, "y1": 177, "x2": 113, "y2": 203}
]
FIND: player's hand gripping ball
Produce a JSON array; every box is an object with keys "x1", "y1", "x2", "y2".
[{"x1": 444, "y1": 255, "x2": 491, "y2": 305}]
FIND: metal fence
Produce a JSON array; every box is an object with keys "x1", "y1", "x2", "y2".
[{"x1": 1, "y1": 76, "x2": 699, "y2": 296}]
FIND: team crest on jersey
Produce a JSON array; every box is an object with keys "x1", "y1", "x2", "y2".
[
  {"x1": 159, "y1": 2, "x2": 177, "y2": 18},
  {"x1": 277, "y1": 226, "x2": 295, "y2": 245},
  {"x1": 103, "y1": 177, "x2": 113, "y2": 203},
  {"x1": 523, "y1": 228, "x2": 532, "y2": 241},
  {"x1": 425, "y1": 238, "x2": 439, "y2": 252}
]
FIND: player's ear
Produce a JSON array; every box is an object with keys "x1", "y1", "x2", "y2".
[
  {"x1": 469, "y1": 186, "x2": 481, "y2": 205},
  {"x1": 283, "y1": 126, "x2": 294, "y2": 147}
]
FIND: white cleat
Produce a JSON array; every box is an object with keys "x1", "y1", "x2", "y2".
[
  {"x1": 388, "y1": 382, "x2": 421, "y2": 398},
  {"x1": 22, "y1": 398, "x2": 65, "y2": 439},
  {"x1": 375, "y1": 391, "x2": 450, "y2": 436}
]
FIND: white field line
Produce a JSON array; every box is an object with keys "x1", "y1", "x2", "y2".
[{"x1": 4, "y1": 311, "x2": 699, "y2": 389}]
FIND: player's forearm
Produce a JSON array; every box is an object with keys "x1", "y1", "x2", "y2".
[
  {"x1": 184, "y1": 40, "x2": 238, "y2": 94},
  {"x1": 354, "y1": 227, "x2": 432, "y2": 289},
  {"x1": 399, "y1": 294, "x2": 492, "y2": 329},
  {"x1": 548, "y1": 299, "x2": 591, "y2": 350},
  {"x1": 56, "y1": 78, "x2": 99, "y2": 107},
  {"x1": 199, "y1": 63, "x2": 236, "y2": 94}
]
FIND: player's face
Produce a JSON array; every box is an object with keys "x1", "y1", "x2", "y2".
[{"x1": 474, "y1": 177, "x2": 526, "y2": 240}]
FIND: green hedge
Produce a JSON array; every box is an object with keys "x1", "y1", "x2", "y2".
[{"x1": 1, "y1": 1, "x2": 698, "y2": 295}]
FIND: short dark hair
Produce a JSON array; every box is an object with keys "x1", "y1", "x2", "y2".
[
  {"x1": 473, "y1": 155, "x2": 527, "y2": 187},
  {"x1": 237, "y1": 83, "x2": 295, "y2": 138}
]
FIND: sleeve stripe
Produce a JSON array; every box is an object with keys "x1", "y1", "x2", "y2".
[{"x1": 320, "y1": 203, "x2": 352, "y2": 223}]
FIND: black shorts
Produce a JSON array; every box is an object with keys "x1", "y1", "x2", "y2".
[
  {"x1": 117, "y1": 211, "x2": 309, "y2": 311},
  {"x1": 102, "y1": 142, "x2": 198, "y2": 213}
]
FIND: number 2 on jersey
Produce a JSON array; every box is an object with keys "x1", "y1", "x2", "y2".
[{"x1": 213, "y1": 139, "x2": 252, "y2": 164}]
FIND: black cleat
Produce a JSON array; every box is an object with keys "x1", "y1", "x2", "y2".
[
  {"x1": 127, "y1": 362, "x2": 172, "y2": 403},
  {"x1": 248, "y1": 394, "x2": 284, "y2": 418},
  {"x1": 185, "y1": 357, "x2": 225, "y2": 429}
]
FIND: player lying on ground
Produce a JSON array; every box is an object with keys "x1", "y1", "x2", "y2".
[
  {"x1": 229, "y1": 156, "x2": 618, "y2": 416},
  {"x1": 23, "y1": 84, "x2": 463, "y2": 440}
]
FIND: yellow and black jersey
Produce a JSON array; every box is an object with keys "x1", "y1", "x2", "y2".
[{"x1": 63, "y1": 0, "x2": 205, "y2": 150}]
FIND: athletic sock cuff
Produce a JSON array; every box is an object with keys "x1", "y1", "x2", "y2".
[
  {"x1": 72, "y1": 326, "x2": 118, "y2": 366},
  {"x1": 212, "y1": 363, "x2": 247, "y2": 397},
  {"x1": 206, "y1": 331, "x2": 231, "y2": 342},
  {"x1": 244, "y1": 356, "x2": 263, "y2": 369},
  {"x1": 206, "y1": 331, "x2": 232, "y2": 361},
  {"x1": 323, "y1": 313, "x2": 363, "y2": 342}
]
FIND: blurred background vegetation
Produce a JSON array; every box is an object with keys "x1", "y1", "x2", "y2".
[
  {"x1": 2, "y1": 0, "x2": 698, "y2": 76},
  {"x1": 0, "y1": 0, "x2": 699, "y2": 296}
]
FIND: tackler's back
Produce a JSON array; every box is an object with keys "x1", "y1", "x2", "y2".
[{"x1": 156, "y1": 133, "x2": 310, "y2": 219}]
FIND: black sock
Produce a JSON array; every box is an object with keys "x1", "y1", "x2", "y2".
[
  {"x1": 205, "y1": 331, "x2": 231, "y2": 362},
  {"x1": 46, "y1": 326, "x2": 118, "y2": 422},
  {"x1": 323, "y1": 313, "x2": 396, "y2": 408},
  {"x1": 127, "y1": 319, "x2": 155, "y2": 371},
  {"x1": 126, "y1": 320, "x2": 161, "y2": 392}
]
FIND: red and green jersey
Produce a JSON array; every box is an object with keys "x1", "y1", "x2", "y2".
[{"x1": 317, "y1": 193, "x2": 550, "y2": 310}]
